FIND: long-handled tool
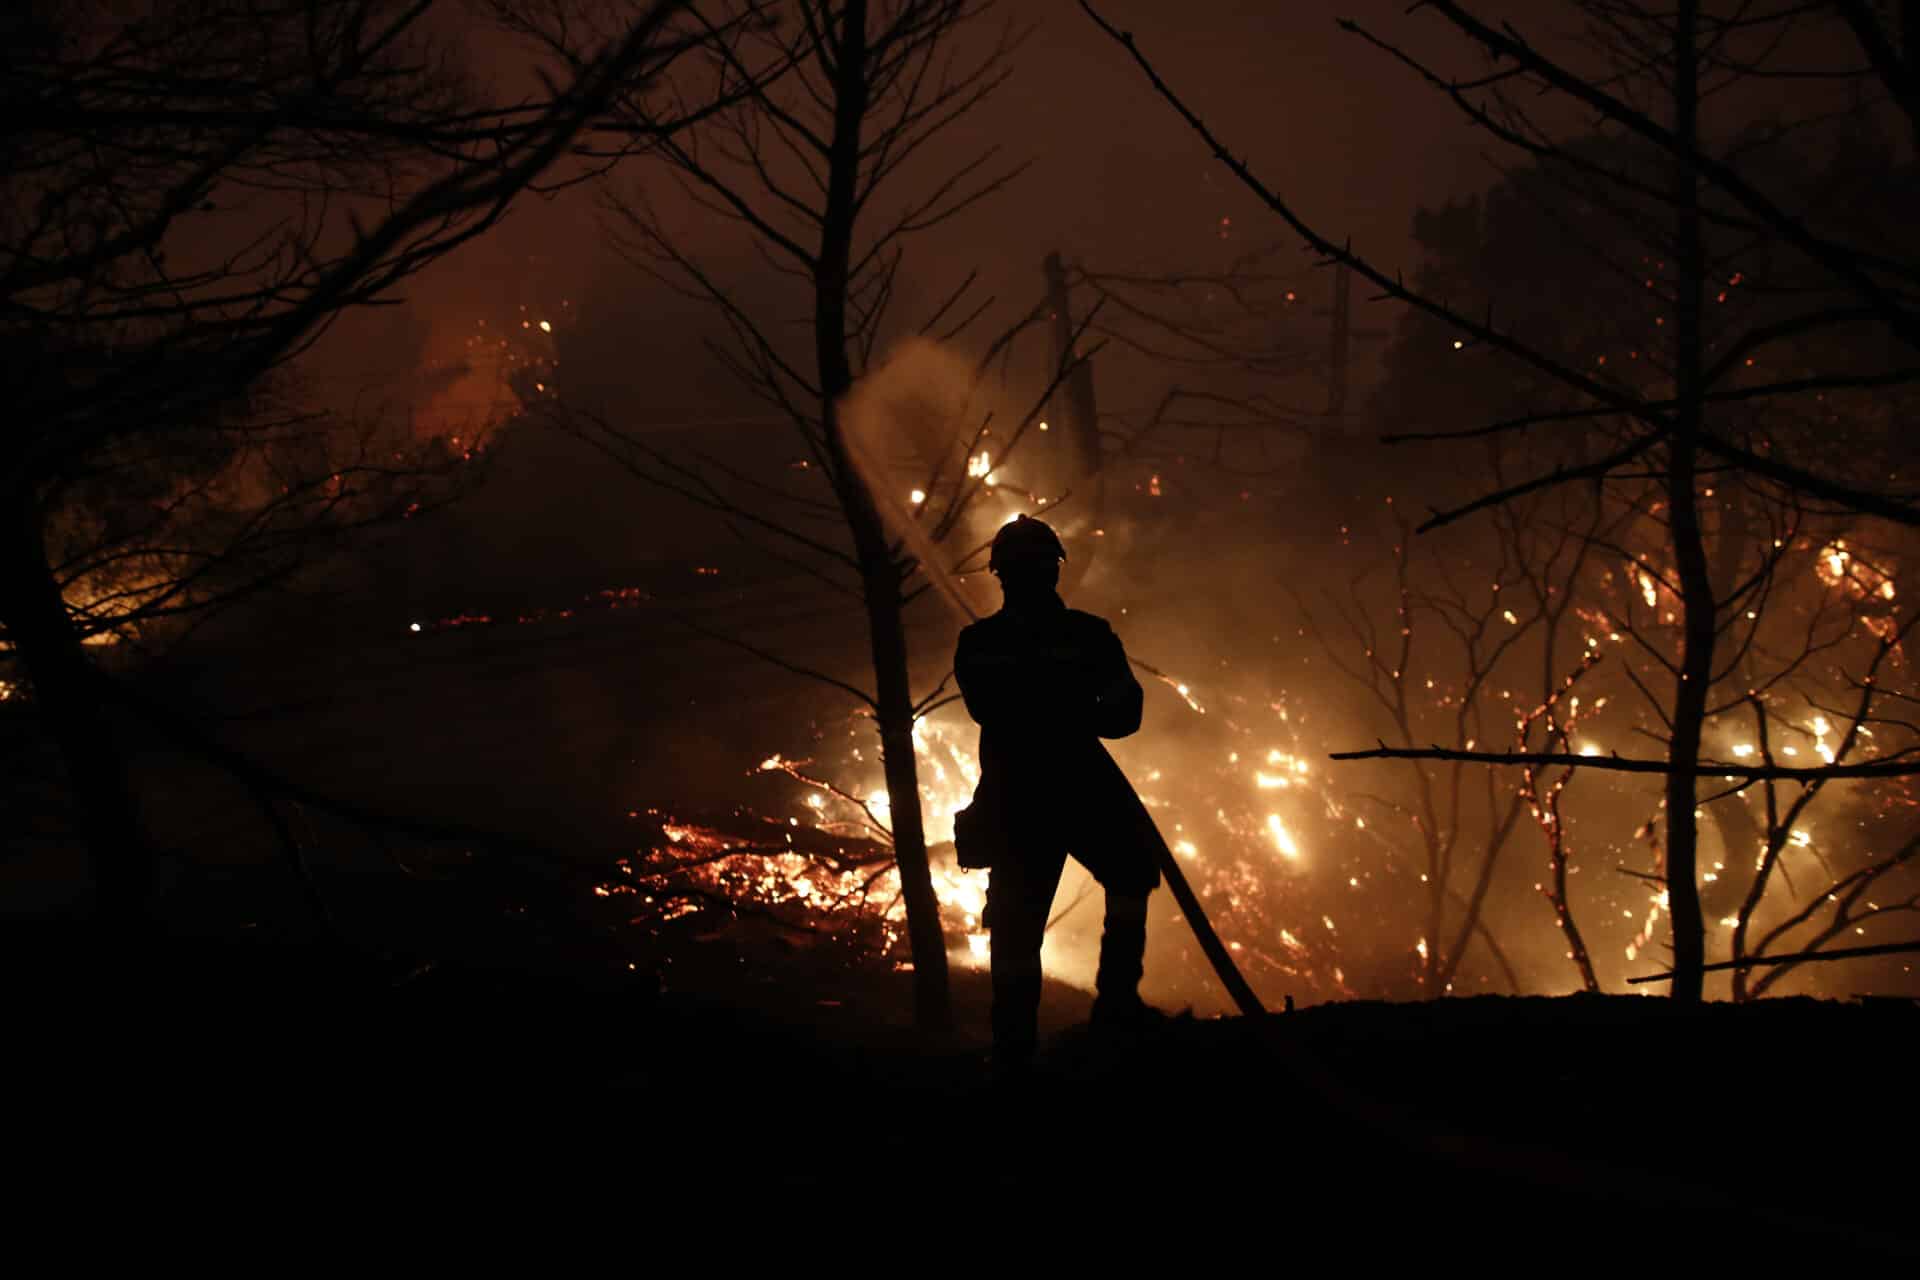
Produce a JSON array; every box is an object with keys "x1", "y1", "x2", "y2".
[{"x1": 1150, "y1": 822, "x2": 1265, "y2": 1016}]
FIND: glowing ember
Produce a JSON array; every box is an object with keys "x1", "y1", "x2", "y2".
[{"x1": 1266, "y1": 814, "x2": 1300, "y2": 859}]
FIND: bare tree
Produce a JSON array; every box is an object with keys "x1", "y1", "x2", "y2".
[
  {"x1": 1294, "y1": 469, "x2": 1626, "y2": 996},
  {"x1": 0, "y1": 0, "x2": 718, "y2": 929},
  {"x1": 504, "y1": 0, "x2": 1045, "y2": 1032},
  {"x1": 1085, "y1": 0, "x2": 1920, "y2": 1002}
]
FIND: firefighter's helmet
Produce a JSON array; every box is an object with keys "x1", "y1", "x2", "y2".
[{"x1": 989, "y1": 514, "x2": 1066, "y2": 573}]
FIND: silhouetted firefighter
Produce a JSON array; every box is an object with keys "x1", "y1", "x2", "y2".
[{"x1": 955, "y1": 515, "x2": 1164, "y2": 1077}]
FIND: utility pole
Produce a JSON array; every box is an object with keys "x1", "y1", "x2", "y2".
[
  {"x1": 1041, "y1": 252, "x2": 1106, "y2": 585},
  {"x1": 1313, "y1": 259, "x2": 1391, "y2": 432},
  {"x1": 1043, "y1": 250, "x2": 1103, "y2": 480}
]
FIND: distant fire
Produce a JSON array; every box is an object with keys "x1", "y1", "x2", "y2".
[{"x1": 411, "y1": 298, "x2": 568, "y2": 440}]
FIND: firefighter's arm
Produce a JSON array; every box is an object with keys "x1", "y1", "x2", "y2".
[{"x1": 1091, "y1": 624, "x2": 1144, "y2": 739}]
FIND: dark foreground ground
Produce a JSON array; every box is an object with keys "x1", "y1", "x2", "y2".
[{"x1": 5, "y1": 917, "x2": 1914, "y2": 1262}]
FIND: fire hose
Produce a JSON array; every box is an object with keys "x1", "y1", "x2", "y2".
[
  {"x1": 1121, "y1": 655, "x2": 1265, "y2": 1016},
  {"x1": 1146, "y1": 815, "x2": 1266, "y2": 1016}
]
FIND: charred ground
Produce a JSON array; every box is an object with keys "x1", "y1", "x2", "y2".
[{"x1": 8, "y1": 906, "x2": 1915, "y2": 1259}]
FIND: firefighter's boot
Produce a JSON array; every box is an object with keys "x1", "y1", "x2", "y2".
[{"x1": 1091, "y1": 890, "x2": 1157, "y2": 1028}]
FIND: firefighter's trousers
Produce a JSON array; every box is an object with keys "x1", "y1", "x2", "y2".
[{"x1": 986, "y1": 845, "x2": 1149, "y2": 1067}]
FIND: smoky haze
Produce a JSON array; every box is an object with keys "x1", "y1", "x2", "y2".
[
  {"x1": 116, "y1": 1, "x2": 1918, "y2": 1011},
  {"x1": 292, "y1": 0, "x2": 1518, "y2": 670}
]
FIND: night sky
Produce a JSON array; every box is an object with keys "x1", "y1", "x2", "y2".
[
  {"x1": 280, "y1": 1, "x2": 1584, "y2": 614},
  {"x1": 318, "y1": 2, "x2": 1528, "y2": 432}
]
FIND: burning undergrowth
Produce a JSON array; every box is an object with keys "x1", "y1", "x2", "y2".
[
  {"x1": 586, "y1": 548, "x2": 1920, "y2": 1011},
  {"x1": 599, "y1": 675, "x2": 1450, "y2": 1011}
]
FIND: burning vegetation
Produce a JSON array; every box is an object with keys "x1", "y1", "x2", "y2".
[
  {"x1": 7, "y1": 1, "x2": 1920, "y2": 1068},
  {"x1": 11, "y1": 4, "x2": 1920, "y2": 1255},
  {"x1": 598, "y1": 697, "x2": 1376, "y2": 1008},
  {"x1": 390, "y1": 201, "x2": 1920, "y2": 1013}
]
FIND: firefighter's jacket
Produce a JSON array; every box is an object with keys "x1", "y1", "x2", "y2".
[{"x1": 954, "y1": 594, "x2": 1164, "y2": 896}]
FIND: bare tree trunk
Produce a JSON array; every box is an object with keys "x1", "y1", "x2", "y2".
[
  {"x1": 1437, "y1": 795, "x2": 1523, "y2": 992},
  {"x1": 864, "y1": 547, "x2": 953, "y2": 1032},
  {"x1": 1664, "y1": 0, "x2": 1711, "y2": 1004},
  {"x1": 1546, "y1": 814, "x2": 1601, "y2": 992},
  {"x1": 0, "y1": 493, "x2": 152, "y2": 927},
  {"x1": 815, "y1": 0, "x2": 950, "y2": 1031},
  {"x1": 1702, "y1": 489, "x2": 1760, "y2": 925}
]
